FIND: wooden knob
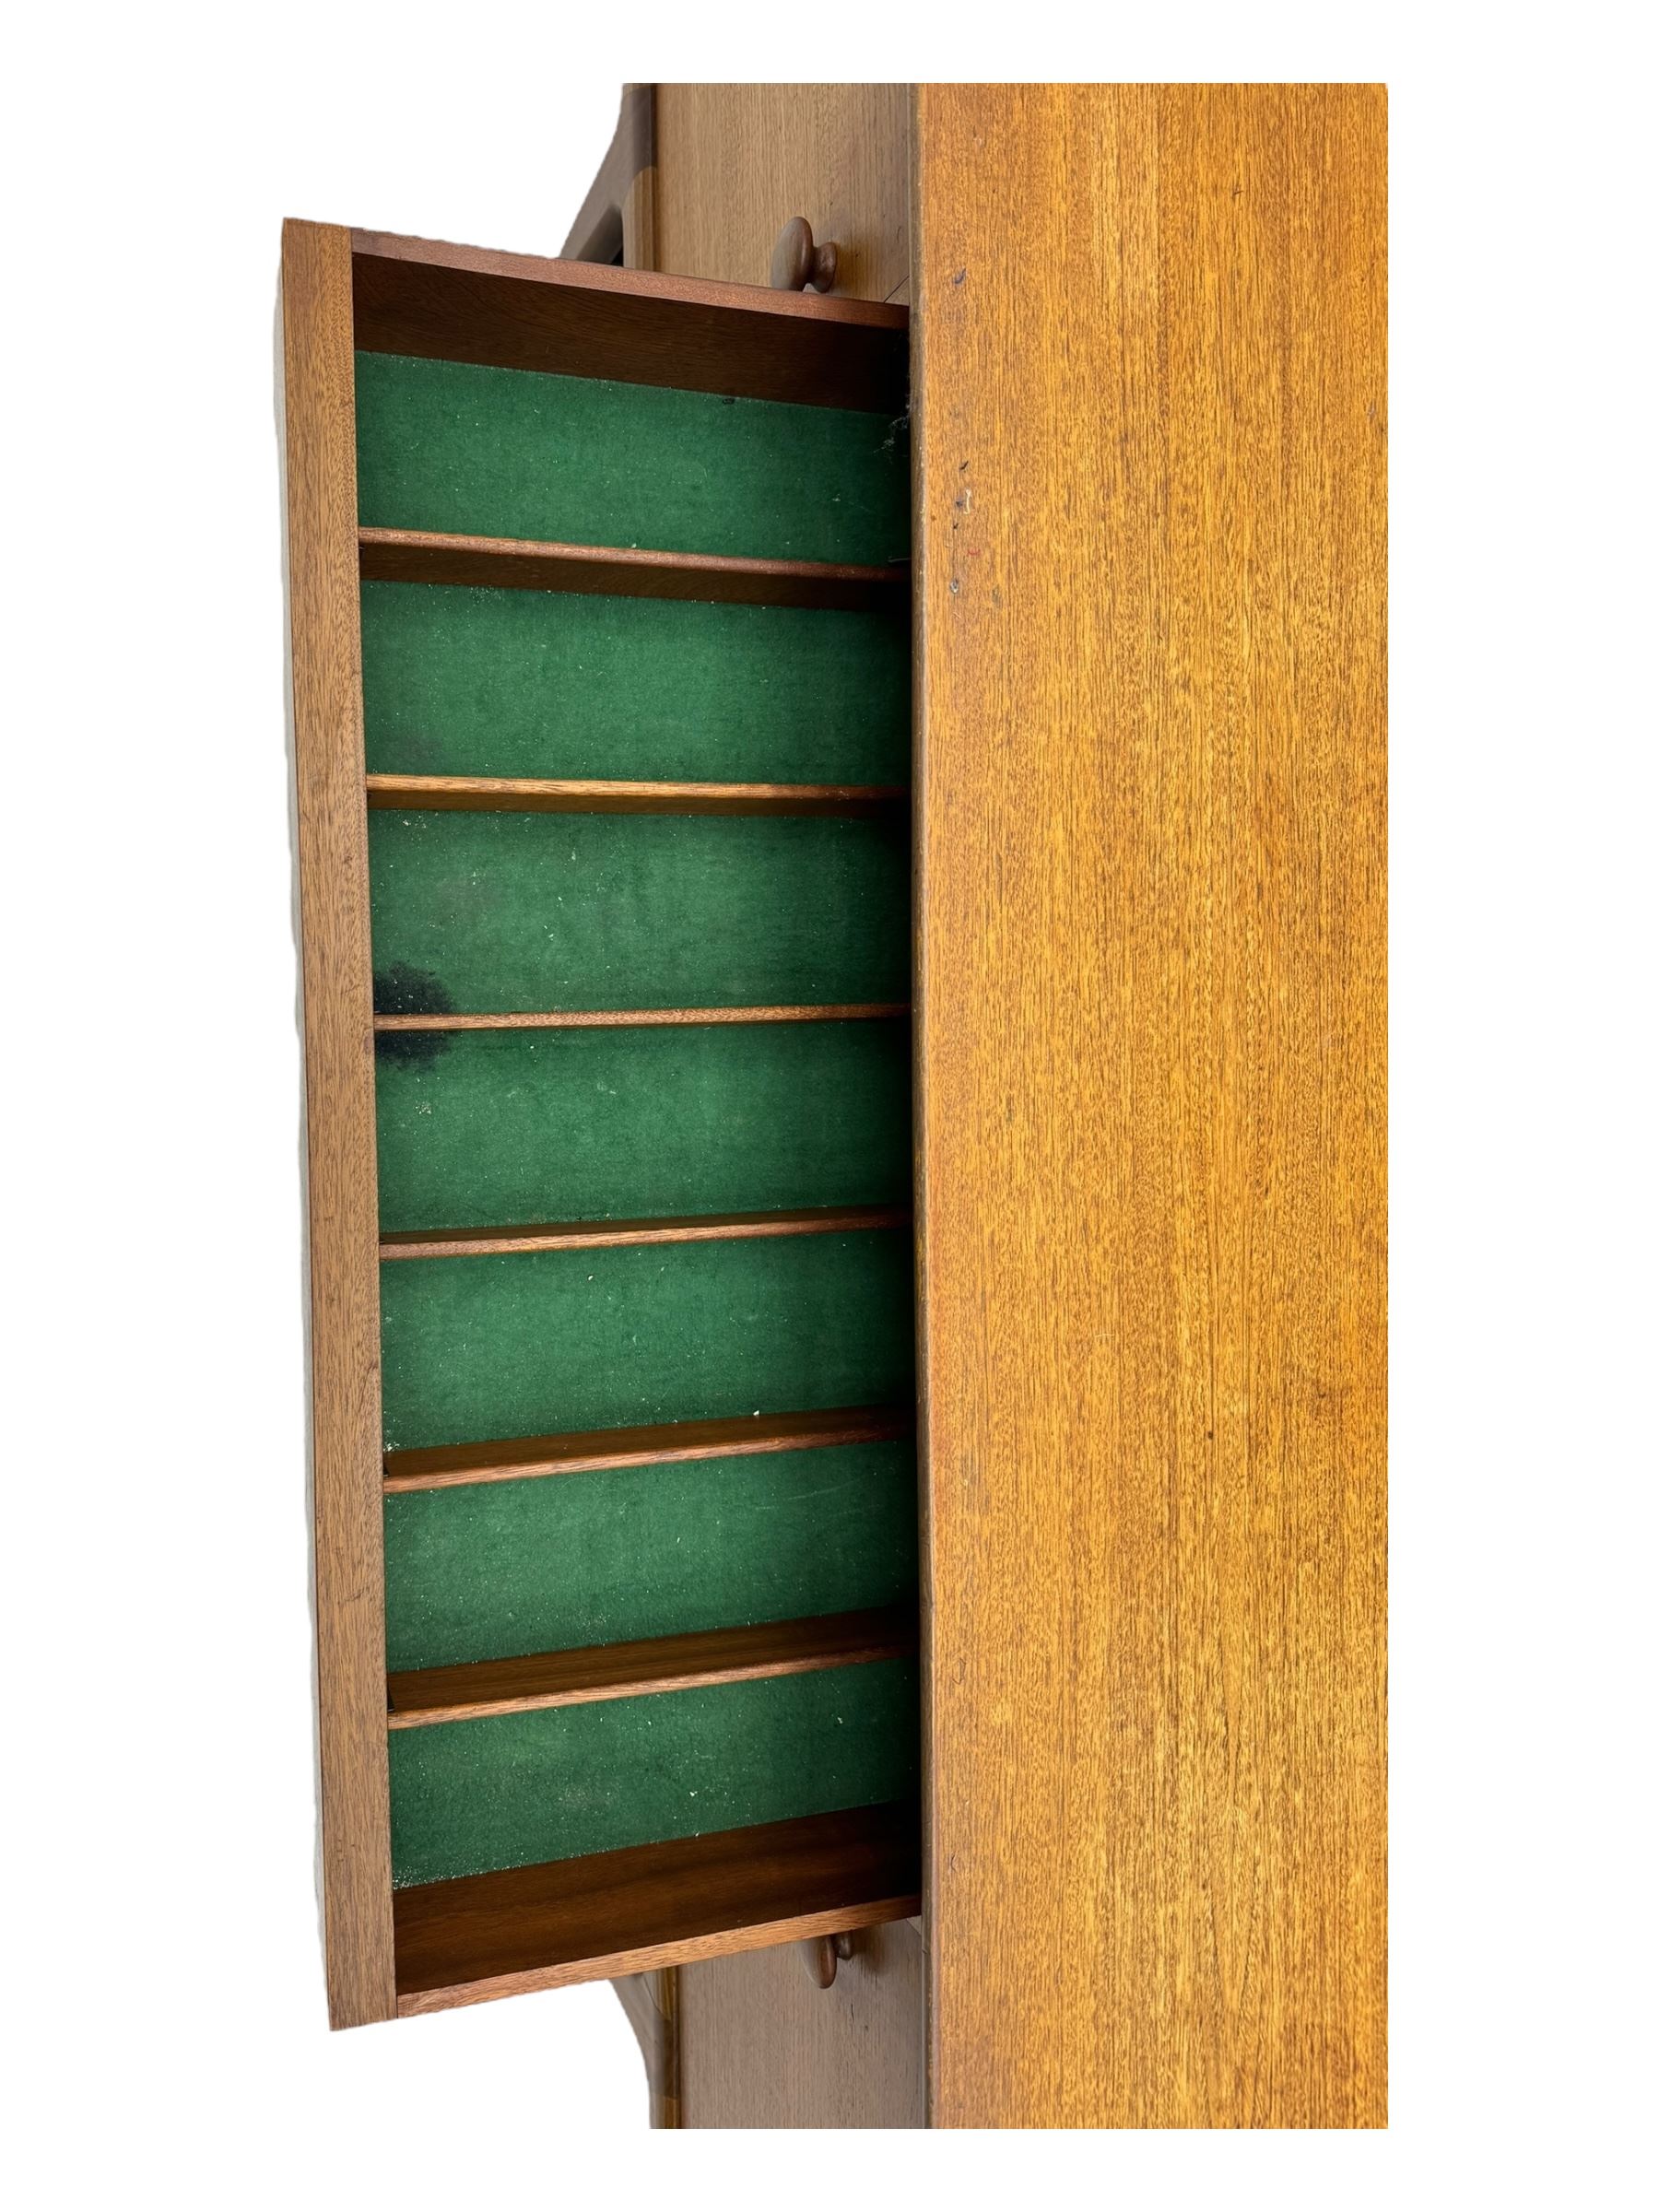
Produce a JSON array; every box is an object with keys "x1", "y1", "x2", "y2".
[
  {"x1": 800, "y1": 1931, "x2": 855, "y2": 1988},
  {"x1": 771, "y1": 216, "x2": 839, "y2": 294}
]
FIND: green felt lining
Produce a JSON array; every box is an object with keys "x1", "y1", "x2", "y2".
[
  {"x1": 366, "y1": 809, "x2": 909, "y2": 1015},
  {"x1": 360, "y1": 582, "x2": 910, "y2": 786},
  {"x1": 360, "y1": 345, "x2": 918, "y2": 1887},
  {"x1": 379, "y1": 1230, "x2": 914, "y2": 1453},
  {"x1": 388, "y1": 1658, "x2": 920, "y2": 1886},
  {"x1": 383, "y1": 1439, "x2": 917, "y2": 1673},
  {"x1": 355, "y1": 352, "x2": 909, "y2": 566},
  {"x1": 375, "y1": 1022, "x2": 911, "y2": 1234}
]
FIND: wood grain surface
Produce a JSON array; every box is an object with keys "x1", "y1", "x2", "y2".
[
  {"x1": 614, "y1": 1967, "x2": 682, "y2": 2127},
  {"x1": 358, "y1": 526, "x2": 910, "y2": 612},
  {"x1": 654, "y1": 86, "x2": 910, "y2": 302},
  {"x1": 382, "y1": 1402, "x2": 914, "y2": 1495},
  {"x1": 562, "y1": 84, "x2": 656, "y2": 266},
  {"x1": 394, "y1": 1802, "x2": 921, "y2": 2014},
  {"x1": 372, "y1": 1004, "x2": 909, "y2": 1032},
  {"x1": 378, "y1": 1202, "x2": 911, "y2": 1260},
  {"x1": 913, "y1": 84, "x2": 1387, "y2": 2127},
  {"x1": 386, "y1": 1605, "x2": 917, "y2": 1727},
  {"x1": 281, "y1": 218, "x2": 397, "y2": 2028},
  {"x1": 364, "y1": 775, "x2": 909, "y2": 818},
  {"x1": 351, "y1": 226, "x2": 907, "y2": 409},
  {"x1": 680, "y1": 1916, "x2": 925, "y2": 2127}
]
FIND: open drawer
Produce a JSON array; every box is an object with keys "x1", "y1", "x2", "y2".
[{"x1": 282, "y1": 223, "x2": 919, "y2": 2026}]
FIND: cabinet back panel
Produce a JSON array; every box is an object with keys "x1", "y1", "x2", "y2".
[
  {"x1": 367, "y1": 810, "x2": 909, "y2": 1015},
  {"x1": 356, "y1": 352, "x2": 909, "y2": 565},
  {"x1": 384, "y1": 1440, "x2": 917, "y2": 1672},
  {"x1": 361, "y1": 582, "x2": 909, "y2": 786},
  {"x1": 380, "y1": 1230, "x2": 914, "y2": 1453},
  {"x1": 375, "y1": 1022, "x2": 910, "y2": 1233},
  {"x1": 388, "y1": 1657, "x2": 921, "y2": 1886}
]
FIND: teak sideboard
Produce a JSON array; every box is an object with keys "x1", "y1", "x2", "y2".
[{"x1": 282, "y1": 82, "x2": 1386, "y2": 2130}]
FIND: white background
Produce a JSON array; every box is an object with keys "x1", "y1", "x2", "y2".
[{"x1": 6, "y1": 6, "x2": 1653, "y2": 2206}]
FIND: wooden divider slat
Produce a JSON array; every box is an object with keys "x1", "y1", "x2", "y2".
[
  {"x1": 382, "y1": 1403, "x2": 913, "y2": 1496},
  {"x1": 386, "y1": 1605, "x2": 917, "y2": 1728},
  {"x1": 352, "y1": 229, "x2": 909, "y2": 414},
  {"x1": 366, "y1": 774, "x2": 908, "y2": 818},
  {"x1": 374, "y1": 1004, "x2": 909, "y2": 1032},
  {"x1": 359, "y1": 526, "x2": 908, "y2": 611},
  {"x1": 380, "y1": 1203, "x2": 911, "y2": 1261},
  {"x1": 393, "y1": 1801, "x2": 921, "y2": 2014}
]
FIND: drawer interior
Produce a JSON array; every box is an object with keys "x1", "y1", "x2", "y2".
[{"x1": 350, "y1": 269, "x2": 920, "y2": 2009}]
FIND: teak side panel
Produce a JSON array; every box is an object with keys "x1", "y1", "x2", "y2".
[
  {"x1": 615, "y1": 1966, "x2": 682, "y2": 2128},
  {"x1": 654, "y1": 85, "x2": 911, "y2": 304},
  {"x1": 679, "y1": 1917, "x2": 925, "y2": 2128},
  {"x1": 561, "y1": 83, "x2": 656, "y2": 269},
  {"x1": 914, "y1": 87, "x2": 1387, "y2": 2127},
  {"x1": 282, "y1": 220, "x2": 396, "y2": 2026}
]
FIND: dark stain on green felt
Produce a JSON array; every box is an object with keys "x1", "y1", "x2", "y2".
[
  {"x1": 383, "y1": 1439, "x2": 919, "y2": 1672},
  {"x1": 360, "y1": 582, "x2": 910, "y2": 786},
  {"x1": 378, "y1": 1230, "x2": 915, "y2": 1453},
  {"x1": 387, "y1": 1656, "x2": 921, "y2": 1886},
  {"x1": 371, "y1": 961, "x2": 453, "y2": 1065},
  {"x1": 375, "y1": 1021, "x2": 910, "y2": 1234},
  {"x1": 366, "y1": 809, "x2": 910, "y2": 1014},
  {"x1": 355, "y1": 353, "x2": 910, "y2": 566}
]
